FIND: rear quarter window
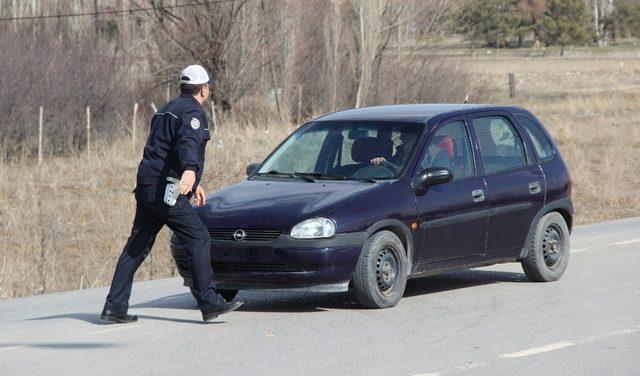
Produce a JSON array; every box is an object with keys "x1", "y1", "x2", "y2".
[{"x1": 516, "y1": 115, "x2": 554, "y2": 161}]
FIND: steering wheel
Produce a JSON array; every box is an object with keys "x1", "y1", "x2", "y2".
[
  {"x1": 352, "y1": 164, "x2": 395, "y2": 179},
  {"x1": 378, "y1": 160, "x2": 399, "y2": 173}
]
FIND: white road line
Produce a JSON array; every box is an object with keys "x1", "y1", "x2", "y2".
[
  {"x1": 500, "y1": 341, "x2": 575, "y2": 358},
  {"x1": 578, "y1": 325, "x2": 640, "y2": 345},
  {"x1": 611, "y1": 238, "x2": 640, "y2": 246},
  {"x1": 0, "y1": 345, "x2": 26, "y2": 352},
  {"x1": 413, "y1": 326, "x2": 640, "y2": 376}
]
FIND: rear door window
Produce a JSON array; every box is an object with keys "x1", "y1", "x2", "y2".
[
  {"x1": 472, "y1": 115, "x2": 526, "y2": 174},
  {"x1": 516, "y1": 115, "x2": 554, "y2": 161}
]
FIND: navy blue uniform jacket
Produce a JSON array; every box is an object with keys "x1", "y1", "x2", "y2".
[{"x1": 136, "y1": 94, "x2": 211, "y2": 192}]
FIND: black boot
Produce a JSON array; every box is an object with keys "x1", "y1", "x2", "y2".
[
  {"x1": 100, "y1": 309, "x2": 138, "y2": 324},
  {"x1": 202, "y1": 301, "x2": 244, "y2": 322}
]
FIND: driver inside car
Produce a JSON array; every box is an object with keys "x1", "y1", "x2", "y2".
[{"x1": 370, "y1": 131, "x2": 420, "y2": 168}]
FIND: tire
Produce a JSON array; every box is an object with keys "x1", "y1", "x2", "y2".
[
  {"x1": 189, "y1": 287, "x2": 239, "y2": 302},
  {"x1": 353, "y1": 230, "x2": 408, "y2": 308},
  {"x1": 521, "y1": 212, "x2": 570, "y2": 282}
]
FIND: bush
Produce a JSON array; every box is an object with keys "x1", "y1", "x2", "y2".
[{"x1": 0, "y1": 32, "x2": 134, "y2": 160}]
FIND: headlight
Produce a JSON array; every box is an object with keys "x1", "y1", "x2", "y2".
[{"x1": 290, "y1": 217, "x2": 336, "y2": 239}]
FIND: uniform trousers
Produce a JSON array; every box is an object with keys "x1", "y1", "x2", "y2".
[{"x1": 104, "y1": 183, "x2": 220, "y2": 314}]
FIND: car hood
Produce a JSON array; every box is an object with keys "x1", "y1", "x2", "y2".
[{"x1": 197, "y1": 178, "x2": 382, "y2": 230}]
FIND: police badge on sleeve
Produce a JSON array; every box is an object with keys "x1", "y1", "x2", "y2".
[{"x1": 190, "y1": 117, "x2": 200, "y2": 130}]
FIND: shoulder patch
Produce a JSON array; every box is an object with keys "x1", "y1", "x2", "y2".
[{"x1": 190, "y1": 117, "x2": 201, "y2": 130}]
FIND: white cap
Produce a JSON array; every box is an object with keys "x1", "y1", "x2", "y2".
[{"x1": 180, "y1": 65, "x2": 210, "y2": 85}]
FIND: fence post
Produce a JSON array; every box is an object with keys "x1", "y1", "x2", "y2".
[
  {"x1": 132, "y1": 103, "x2": 138, "y2": 155},
  {"x1": 210, "y1": 100, "x2": 218, "y2": 133},
  {"x1": 296, "y1": 85, "x2": 303, "y2": 125},
  {"x1": 509, "y1": 73, "x2": 516, "y2": 100},
  {"x1": 38, "y1": 106, "x2": 43, "y2": 165},
  {"x1": 86, "y1": 106, "x2": 91, "y2": 160}
]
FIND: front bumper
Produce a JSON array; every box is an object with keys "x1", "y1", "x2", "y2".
[{"x1": 170, "y1": 232, "x2": 366, "y2": 291}]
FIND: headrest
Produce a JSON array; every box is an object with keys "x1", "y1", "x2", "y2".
[
  {"x1": 433, "y1": 135, "x2": 454, "y2": 159},
  {"x1": 351, "y1": 137, "x2": 393, "y2": 163}
]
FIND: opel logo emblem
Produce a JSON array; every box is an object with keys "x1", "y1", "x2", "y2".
[{"x1": 233, "y1": 229, "x2": 247, "y2": 241}]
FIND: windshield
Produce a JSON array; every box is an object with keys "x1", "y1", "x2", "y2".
[{"x1": 257, "y1": 121, "x2": 423, "y2": 180}]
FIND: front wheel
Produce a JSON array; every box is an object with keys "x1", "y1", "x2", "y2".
[
  {"x1": 353, "y1": 231, "x2": 408, "y2": 308},
  {"x1": 521, "y1": 212, "x2": 570, "y2": 282}
]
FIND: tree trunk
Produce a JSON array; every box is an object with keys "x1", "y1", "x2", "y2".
[
  {"x1": 354, "y1": 2, "x2": 365, "y2": 109},
  {"x1": 592, "y1": 0, "x2": 603, "y2": 47}
]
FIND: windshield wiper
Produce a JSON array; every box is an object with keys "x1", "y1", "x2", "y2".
[
  {"x1": 351, "y1": 177, "x2": 378, "y2": 183},
  {"x1": 258, "y1": 170, "x2": 316, "y2": 182},
  {"x1": 294, "y1": 172, "x2": 344, "y2": 181},
  {"x1": 294, "y1": 172, "x2": 377, "y2": 183}
]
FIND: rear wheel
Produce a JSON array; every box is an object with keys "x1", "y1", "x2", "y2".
[
  {"x1": 353, "y1": 231, "x2": 408, "y2": 308},
  {"x1": 521, "y1": 212, "x2": 570, "y2": 282}
]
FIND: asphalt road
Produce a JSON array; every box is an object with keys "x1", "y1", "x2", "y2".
[{"x1": 1, "y1": 217, "x2": 639, "y2": 376}]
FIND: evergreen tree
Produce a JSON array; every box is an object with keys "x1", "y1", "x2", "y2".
[
  {"x1": 605, "y1": 0, "x2": 640, "y2": 41},
  {"x1": 457, "y1": 0, "x2": 521, "y2": 48},
  {"x1": 540, "y1": 0, "x2": 594, "y2": 55}
]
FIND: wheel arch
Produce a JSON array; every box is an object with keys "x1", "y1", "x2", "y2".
[
  {"x1": 365, "y1": 219, "x2": 414, "y2": 273},
  {"x1": 519, "y1": 198, "x2": 573, "y2": 260}
]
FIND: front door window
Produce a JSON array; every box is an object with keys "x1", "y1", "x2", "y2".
[{"x1": 419, "y1": 120, "x2": 474, "y2": 180}]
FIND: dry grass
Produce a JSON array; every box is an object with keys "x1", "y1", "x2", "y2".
[
  {"x1": 0, "y1": 123, "x2": 293, "y2": 299},
  {"x1": 2, "y1": 55, "x2": 640, "y2": 299},
  {"x1": 469, "y1": 56, "x2": 640, "y2": 223}
]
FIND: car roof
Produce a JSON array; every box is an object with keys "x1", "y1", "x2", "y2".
[{"x1": 314, "y1": 103, "x2": 518, "y2": 123}]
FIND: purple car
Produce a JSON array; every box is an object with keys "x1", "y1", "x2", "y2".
[{"x1": 171, "y1": 104, "x2": 573, "y2": 308}]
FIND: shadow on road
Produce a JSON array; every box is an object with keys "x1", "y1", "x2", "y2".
[
  {"x1": 136, "y1": 314, "x2": 225, "y2": 325},
  {"x1": 28, "y1": 312, "x2": 105, "y2": 325},
  {"x1": 27, "y1": 311, "x2": 217, "y2": 325},
  {"x1": 130, "y1": 269, "x2": 527, "y2": 313},
  {"x1": 131, "y1": 293, "x2": 198, "y2": 310},
  {"x1": 24, "y1": 270, "x2": 528, "y2": 322},
  {"x1": 403, "y1": 269, "x2": 528, "y2": 298}
]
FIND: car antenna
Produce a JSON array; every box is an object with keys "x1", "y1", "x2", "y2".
[{"x1": 464, "y1": 94, "x2": 469, "y2": 104}]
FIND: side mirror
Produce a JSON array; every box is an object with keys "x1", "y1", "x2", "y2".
[
  {"x1": 411, "y1": 168, "x2": 452, "y2": 190},
  {"x1": 246, "y1": 162, "x2": 260, "y2": 176}
]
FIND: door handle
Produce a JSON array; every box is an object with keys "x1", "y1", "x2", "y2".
[
  {"x1": 529, "y1": 181, "x2": 542, "y2": 194},
  {"x1": 472, "y1": 189, "x2": 485, "y2": 203}
]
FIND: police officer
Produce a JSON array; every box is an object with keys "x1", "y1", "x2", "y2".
[{"x1": 101, "y1": 65, "x2": 243, "y2": 323}]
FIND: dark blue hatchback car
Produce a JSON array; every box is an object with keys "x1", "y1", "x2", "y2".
[{"x1": 171, "y1": 104, "x2": 573, "y2": 308}]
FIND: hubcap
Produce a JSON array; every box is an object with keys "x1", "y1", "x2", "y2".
[
  {"x1": 542, "y1": 225, "x2": 564, "y2": 270},
  {"x1": 376, "y1": 247, "x2": 399, "y2": 294}
]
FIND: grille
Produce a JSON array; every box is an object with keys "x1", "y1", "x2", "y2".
[
  {"x1": 209, "y1": 228, "x2": 281, "y2": 242},
  {"x1": 212, "y1": 262, "x2": 315, "y2": 273}
]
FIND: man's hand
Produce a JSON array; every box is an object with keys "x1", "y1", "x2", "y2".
[
  {"x1": 179, "y1": 170, "x2": 196, "y2": 195},
  {"x1": 370, "y1": 157, "x2": 387, "y2": 165},
  {"x1": 195, "y1": 185, "x2": 207, "y2": 207}
]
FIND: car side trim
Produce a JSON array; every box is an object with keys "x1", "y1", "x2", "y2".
[
  {"x1": 420, "y1": 203, "x2": 532, "y2": 231},
  {"x1": 518, "y1": 197, "x2": 573, "y2": 259},
  {"x1": 420, "y1": 210, "x2": 489, "y2": 230}
]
